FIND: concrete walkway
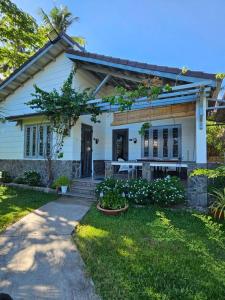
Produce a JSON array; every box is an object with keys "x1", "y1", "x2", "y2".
[{"x1": 0, "y1": 197, "x2": 100, "y2": 300}]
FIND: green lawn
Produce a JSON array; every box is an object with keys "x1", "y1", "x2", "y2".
[
  {"x1": 75, "y1": 206, "x2": 225, "y2": 300},
  {"x1": 0, "y1": 185, "x2": 57, "y2": 232}
]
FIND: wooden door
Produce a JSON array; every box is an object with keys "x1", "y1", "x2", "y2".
[{"x1": 81, "y1": 124, "x2": 93, "y2": 177}]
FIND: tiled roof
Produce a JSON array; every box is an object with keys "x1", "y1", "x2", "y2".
[{"x1": 66, "y1": 49, "x2": 216, "y2": 81}]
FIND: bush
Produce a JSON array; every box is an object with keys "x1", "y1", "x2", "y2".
[
  {"x1": 53, "y1": 176, "x2": 70, "y2": 187},
  {"x1": 190, "y1": 166, "x2": 225, "y2": 192},
  {"x1": 150, "y1": 176, "x2": 185, "y2": 206},
  {"x1": 13, "y1": 176, "x2": 26, "y2": 184},
  {"x1": 127, "y1": 178, "x2": 152, "y2": 205},
  {"x1": 23, "y1": 170, "x2": 41, "y2": 186},
  {"x1": 0, "y1": 170, "x2": 12, "y2": 183},
  {"x1": 99, "y1": 190, "x2": 127, "y2": 210},
  {"x1": 96, "y1": 178, "x2": 128, "y2": 199}
]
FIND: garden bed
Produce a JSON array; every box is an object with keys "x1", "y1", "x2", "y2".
[{"x1": 3, "y1": 182, "x2": 56, "y2": 194}]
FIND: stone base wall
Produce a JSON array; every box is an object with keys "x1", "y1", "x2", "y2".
[
  {"x1": 0, "y1": 159, "x2": 81, "y2": 185},
  {"x1": 93, "y1": 160, "x2": 105, "y2": 176},
  {"x1": 187, "y1": 163, "x2": 208, "y2": 208}
]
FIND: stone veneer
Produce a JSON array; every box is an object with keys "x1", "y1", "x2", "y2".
[
  {"x1": 187, "y1": 163, "x2": 208, "y2": 208},
  {"x1": 93, "y1": 160, "x2": 105, "y2": 177},
  {"x1": 0, "y1": 159, "x2": 81, "y2": 185}
]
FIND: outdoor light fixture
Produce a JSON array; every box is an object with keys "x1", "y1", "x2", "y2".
[
  {"x1": 129, "y1": 138, "x2": 137, "y2": 143},
  {"x1": 93, "y1": 137, "x2": 99, "y2": 144}
]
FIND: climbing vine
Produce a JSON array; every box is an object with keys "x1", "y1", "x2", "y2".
[
  {"x1": 27, "y1": 68, "x2": 101, "y2": 153},
  {"x1": 103, "y1": 78, "x2": 172, "y2": 111}
]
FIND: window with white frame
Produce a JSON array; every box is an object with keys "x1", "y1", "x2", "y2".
[
  {"x1": 142, "y1": 125, "x2": 181, "y2": 160},
  {"x1": 24, "y1": 124, "x2": 52, "y2": 158}
]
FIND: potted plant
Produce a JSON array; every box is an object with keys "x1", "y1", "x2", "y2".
[
  {"x1": 53, "y1": 176, "x2": 70, "y2": 194},
  {"x1": 97, "y1": 190, "x2": 128, "y2": 216},
  {"x1": 210, "y1": 188, "x2": 225, "y2": 220}
]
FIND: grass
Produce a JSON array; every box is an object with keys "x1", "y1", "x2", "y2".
[
  {"x1": 0, "y1": 185, "x2": 57, "y2": 232},
  {"x1": 75, "y1": 206, "x2": 225, "y2": 300}
]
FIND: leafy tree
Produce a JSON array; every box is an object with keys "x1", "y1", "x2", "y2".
[
  {"x1": 39, "y1": 5, "x2": 86, "y2": 46},
  {"x1": 0, "y1": 0, "x2": 48, "y2": 77}
]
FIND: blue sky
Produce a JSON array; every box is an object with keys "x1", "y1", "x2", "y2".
[{"x1": 14, "y1": 0, "x2": 225, "y2": 74}]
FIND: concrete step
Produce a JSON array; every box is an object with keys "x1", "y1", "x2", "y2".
[
  {"x1": 72, "y1": 179, "x2": 101, "y2": 188},
  {"x1": 70, "y1": 186, "x2": 96, "y2": 196},
  {"x1": 60, "y1": 191, "x2": 96, "y2": 201}
]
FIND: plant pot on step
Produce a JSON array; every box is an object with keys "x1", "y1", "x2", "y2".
[
  {"x1": 61, "y1": 186, "x2": 68, "y2": 194},
  {"x1": 97, "y1": 203, "x2": 129, "y2": 216}
]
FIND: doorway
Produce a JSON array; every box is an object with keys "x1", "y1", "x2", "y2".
[{"x1": 112, "y1": 129, "x2": 129, "y2": 161}]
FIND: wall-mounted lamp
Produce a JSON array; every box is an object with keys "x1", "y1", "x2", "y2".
[
  {"x1": 129, "y1": 138, "x2": 137, "y2": 144},
  {"x1": 93, "y1": 137, "x2": 99, "y2": 144}
]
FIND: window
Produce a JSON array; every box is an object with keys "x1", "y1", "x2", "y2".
[
  {"x1": 142, "y1": 125, "x2": 181, "y2": 159},
  {"x1": 24, "y1": 124, "x2": 52, "y2": 158}
]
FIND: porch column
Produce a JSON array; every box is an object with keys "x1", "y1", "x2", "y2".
[
  {"x1": 105, "y1": 161, "x2": 113, "y2": 178},
  {"x1": 195, "y1": 90, "x2": 207, "y2": 164},
  {"x1": 142, "y1": 163, "x2": 152, "y2": 181}
]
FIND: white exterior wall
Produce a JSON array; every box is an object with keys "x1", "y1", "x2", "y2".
[
  {"x1": 0, "y1": 54, "x2": 110, "y2": 161},
  {"x1": 0, "y1": 51, "x2": 196, "y2": 163},
  {"x1": 103, "y1": 113, "x2": 196, "y2": 162},
  {"x1": 67, "y1": 112, "x2": 196, "y2": 162}
]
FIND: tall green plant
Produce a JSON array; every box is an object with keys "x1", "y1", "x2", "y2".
[
  {"x1": 210, "y1": 188, "x2": 225, "y2": 219},
  {"x1": 39, "y1": 5, "x2": 86, "y2": 46}
]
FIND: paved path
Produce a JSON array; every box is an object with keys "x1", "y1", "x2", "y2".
[{"x1": 0, "y1": 197, "x2": 99, "y2": 300}]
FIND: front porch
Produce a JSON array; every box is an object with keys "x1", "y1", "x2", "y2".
[{"x1": 104, "y1": 160, "x2": 189, "y2": 181}]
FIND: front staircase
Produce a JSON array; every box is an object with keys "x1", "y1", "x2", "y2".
[{"x1": 64, "y1": 178, "x2": 102, "y2": 203}]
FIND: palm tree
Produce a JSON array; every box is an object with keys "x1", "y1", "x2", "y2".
[{"x1": 39, "y1": 5, "x2": 86, "y2": 46}]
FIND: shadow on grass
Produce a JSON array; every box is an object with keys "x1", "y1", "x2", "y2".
[{"x1": 75, "y1": 205, "x2": 225, "y2": 300}]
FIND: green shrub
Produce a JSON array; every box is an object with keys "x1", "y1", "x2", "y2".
[
  {"x1": 99, "y1": 190, "x2": 127, "y2": 210},
  {"x1": 24, "y1": 170, "x2": 41, "y2": 186},
  {"x1": 150, "y1": 176, "x2": 185, "y2": 206},
  {"x1": 96, "y1": 178, "x2": 128, "y2": 199},
  {"x1": 127, "y1": 178, "x2": 152, "y2": 205},
  {"x1": 0, "y1": 170, "x2": 12, "y2": 183},
  {"x1": 53, "y1": 176, "x2": 70, "y2": 187},
  {"x1": 13, "y1": 176, "x2": 26, "y2": 184},
  {"x1": 190, "y1": 166, "x2": 225, "y2": 192}
]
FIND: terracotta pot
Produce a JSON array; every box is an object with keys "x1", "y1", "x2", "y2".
[{"x1": 97, "y1": 203, "x2": 129, "y2": 216}]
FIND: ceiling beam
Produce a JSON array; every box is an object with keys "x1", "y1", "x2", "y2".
[
  {"x1": 80, "y1": 64, "x2": 145, "y2": 83},
  {"x1": 93, "y1": 74, "x2": 111, "y2": 96}
]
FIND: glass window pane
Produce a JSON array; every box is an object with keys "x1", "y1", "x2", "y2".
[
  {"x1": 153, "y1": 129, "x2": 158, "y2": 157},
  {"x1": 39, "y1": 126, "x2": 44, "y2": 156},
  {"x1": 144, "y1": 130, "x2": 149, "y2": 157},
  {"x1": 25, "y1": 127, "x2": 31, "y2": 157},
  {"x1": 32, "y1": 126, "x2": 36, "y2": 156},
  {"x1": 46, "y1": 126, "x2": 51, "y2": 157},
  {"x1": 172, "y1": 128, "x2": 179, "y2": 158},
  {"x1": 163, "y1": 128, "x2": 168, "y2": 157}
]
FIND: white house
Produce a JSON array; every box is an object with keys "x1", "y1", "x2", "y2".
[{"x1": 0, "y1": 33, "x2": 222, "y2": 184}]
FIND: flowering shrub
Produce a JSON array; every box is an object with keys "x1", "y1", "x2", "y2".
[
  {"x1": 150, "y1": 176, "x2": 185, "y2": 206},
  {"x1": 96, "y1": 176, "x2": 185, "y2": 207},
  {"x1": 127, "y1": 179, "x2": 152, "y2": 205}
]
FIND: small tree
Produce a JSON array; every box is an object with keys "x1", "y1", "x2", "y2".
[{"x1": 27, "y1": 69, "x2": 101, "y2": 186}]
